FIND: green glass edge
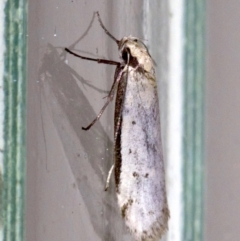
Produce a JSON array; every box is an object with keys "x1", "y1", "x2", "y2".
[
  {"x1": 183, "y1": 0, "x2": 205, "y2": 241},
  {"x1": 3, "y1": 0, "x2": 27, "y2": 240}
]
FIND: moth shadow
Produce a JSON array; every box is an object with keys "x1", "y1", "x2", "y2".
[{"x1": 38, "y1": 40, "x2": 131, "y2": 240}]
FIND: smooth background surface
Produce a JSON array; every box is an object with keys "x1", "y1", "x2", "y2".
[{"x1": 205, "y1": 1, "x2": 240, "y2": 240}]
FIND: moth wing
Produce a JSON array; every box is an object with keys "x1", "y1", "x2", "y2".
[{"x1": 116, "y1": 69, "x2": 169, "y2": 241}]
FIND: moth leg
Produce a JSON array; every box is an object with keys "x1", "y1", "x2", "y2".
[
  {"x1": 82, "y1": 96, "x2": 113, "y2": 130},
  {"x1": 82, "y1": 65, "x2": 127, "y2": 130},
  {"x1": 104, "y1": 164, "x2": 115, "y2": 191},
  {"x1": 65, "y1": 48, "x2": 120, "y2": 66}
]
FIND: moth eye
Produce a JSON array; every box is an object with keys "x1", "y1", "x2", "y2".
[
  {"x1": 134, "y1": 39, "x2": 138, "y2": 42},
  {"x1": 122, "y1": 47, "x2": 130, "y2": 62}
]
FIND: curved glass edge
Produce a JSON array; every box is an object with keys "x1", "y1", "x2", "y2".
[
  {"x1": 0, "y1": 0, "x2": 6, "y2": 238},
  {"x1": 2, "y1": 0, "x2": 27, "y2": 241},
  {"x1": 183, "y1": 0, "x2": 205, "y2": 241}
]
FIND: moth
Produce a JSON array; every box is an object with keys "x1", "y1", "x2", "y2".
[{"x1": 65, "y1": 12, "x2": 169, "y2": 241}]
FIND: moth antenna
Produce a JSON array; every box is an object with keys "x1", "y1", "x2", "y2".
[{"x1": 96, "y1": 11, "x2": 120, "y2": 45}]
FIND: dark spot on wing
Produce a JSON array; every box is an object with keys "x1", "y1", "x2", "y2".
[
  {"x1": 121, "y1": 199, "x2": 133, "y2": 218},
  {"x1": 130, "y1": 149, "x2": 139, "y2": 160},
  {"x1": 145, "y1": 173, "x2": 149, "y2": 178},
  {"x1": 148, "y1": 211, "x2": 154, "y2": 215},
  {"x1": 152, "y1": 144, "x2": 157, "y2": 153},
  {"x1": 162, "y1": 207, "x2": 170, "y2": 217},
  {"x1": 133, "y1": 172, "x2": 139, "y2": 178},
  {"x1": 132, "y1": 120, "x2": 136, "y2": 125},
  {"x1": 129, "y1": 149, "x2": 132, "y2": 154}
]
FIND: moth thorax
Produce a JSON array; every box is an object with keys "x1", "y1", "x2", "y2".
[{"x1": 118, "y1": 36, "x2": 154, "y2": 74}]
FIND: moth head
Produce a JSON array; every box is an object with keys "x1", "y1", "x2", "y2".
[{"x1": 118, "y1": 36, "x2": 154, "y2": 73}]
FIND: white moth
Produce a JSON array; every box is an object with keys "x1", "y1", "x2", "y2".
[{"x1": 66, "y1": 12, "x2": 169, "y2": 241}]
